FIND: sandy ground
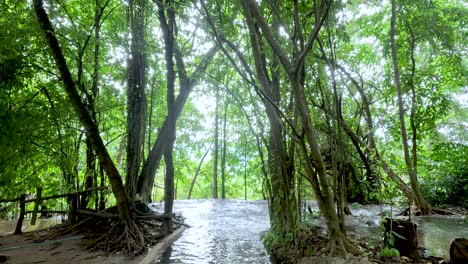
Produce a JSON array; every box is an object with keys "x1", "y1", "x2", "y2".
[{"x1": 0, "y1": 233, "x2": 140, "y2": 264}]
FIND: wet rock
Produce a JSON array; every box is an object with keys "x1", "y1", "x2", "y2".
[
  {"x1": 450, "y1": 238, "x2": 468, "y2": 264},
  {"x1": 383, "y1": 218, "x2": 418, "y2": 258}
]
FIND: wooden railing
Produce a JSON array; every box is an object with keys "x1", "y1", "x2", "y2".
[{"x1": 0, "y1": 186, "x2": 106, "y2": 234}]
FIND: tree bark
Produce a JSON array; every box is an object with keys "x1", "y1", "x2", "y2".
[
  {"x1": 157, "y1": 0, "x2": 177, "y2": 233},
  {"x1": 33, "y1": 0, "x2": 131, "y2": 220},
  {"x1": 126, "y1": 0, "x2": 147, "y2": 202}
]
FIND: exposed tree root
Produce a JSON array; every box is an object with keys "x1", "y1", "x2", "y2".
[
  {"x1": 29, "y1": 208, "x2": 177, "y2": 256},
  {"x1": 327, "y1": 230, "x2": 362, "y2": 257},
  {"x1": 271, "y1": 225, "x2": 363, "y2": 263}
]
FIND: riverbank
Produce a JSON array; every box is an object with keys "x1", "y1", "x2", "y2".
[{"x1": 0, "y1": 226, "x2": 185, "y2": 264}]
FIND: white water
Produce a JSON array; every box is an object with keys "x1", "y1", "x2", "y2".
[{"x1": 153, "y1": 199, "x2": 271, "y2": 264}]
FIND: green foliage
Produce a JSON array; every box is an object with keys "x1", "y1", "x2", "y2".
[
  {"x1": 378, "y1": 247, "x2": 400, "y2": 258},
  {"x1": 420, "y1": 143, "x2": 468, "y2": 207},
  {"x1": 379, "y1": 218, "x2": 401, "y2": 259}
]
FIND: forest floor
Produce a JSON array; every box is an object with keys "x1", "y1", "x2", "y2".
[{"x1": 0, "y1": 222, "x2": 185, "y2": 264}]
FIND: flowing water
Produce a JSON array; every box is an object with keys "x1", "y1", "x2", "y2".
[
  {"x1": 1, "y1": 200, "x2": 466, "y2": 262},
  {"x1": 153, "y1": 199, "x2": 271, "y2": 264}
]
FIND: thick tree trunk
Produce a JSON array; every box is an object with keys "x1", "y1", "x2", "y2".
[
  {"x1": 33, "y1": 0, "x2": 131, "y2": 219},
  {"x1": 126, "y1": 0, "x2": 147, "y2": 202},
  {"x1": 390, "y1": 0, "x2": 431, "y2": 215}
]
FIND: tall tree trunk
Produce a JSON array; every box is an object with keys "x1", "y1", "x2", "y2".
[
  {"x1": 81, "y1": 0, "x2": 103, "y2": 209},
  {"x1": 126, "y1": 0, "x2": 147, "y2": 202},
  {"x1": 243, "y1": 137, "x2": 247, "y2": 200},
  {"x1": 221, "y1": 101, "x2": 228, "y2": 199},
  {"x1": 33, "y1": 0, "x2": 131, "y2": 219},
  {"x1": 390, "y1": 0, "x2": 431, "y2": 215},
  {"x1": 136, "y1": 46, "x2": 217, "y2": 203},
  {"x1": 213, "y1": 87, "x2": 219, "y2": 198},
  {"x1": 157, "y1": 0, "x2": 176, "y2": 233}
]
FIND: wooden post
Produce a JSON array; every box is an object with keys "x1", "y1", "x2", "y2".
[
  {"x1": 30, "y1": 187, "x2": 42, "y2": 225},
  {"x1": 14, "y1": 194, "x2": 26, "y2": 234},
  {"x1": 70, "y1": 194, "x2": 77, "y2": 225}
]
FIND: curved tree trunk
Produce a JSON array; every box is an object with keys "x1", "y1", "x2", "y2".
[
  {"x1": 188, "y1": 144, "x2": 212, "y2": 199},
  {"x1": 390, "y1": 0, "x2": 432, "y2": 215},
  {"x1": 33, "y1": 0, "x2": 131, "y2": 219}
]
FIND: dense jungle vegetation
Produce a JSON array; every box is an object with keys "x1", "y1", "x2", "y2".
[{"x1": 0, "y1": 0, "x2": 466, "y2": 259}]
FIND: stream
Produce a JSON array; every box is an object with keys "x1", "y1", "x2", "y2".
[
  {"x1": 153, "y1": 200, "x2": 271, "y2": 264},
  {"x1": 154, "y1": 200, "x2": 467, "y2": 263},
  {"x1": 1, "y1": 200, "x2": 466, "y2": 262}
]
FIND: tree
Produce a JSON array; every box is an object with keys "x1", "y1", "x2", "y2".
[
  {"x1": 213, "y1": 86, "x2": 219, "y2": 198},
  {"x1": 126, "y1": 0, "x2": 147, "y2": 202},
  {"x1": 238, "y1": 0, "x2": 360, "y2": 255},
  {"x1": 33, "y1": 0, "x2": 148, "y2": 254},
  {"x1": 390, "y1": 0, "x2": 432, "y2": 214}
]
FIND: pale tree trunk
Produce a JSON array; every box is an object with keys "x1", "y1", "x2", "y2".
[
  {"x1": 390, "y1": 0, "x2": 432, "y2": 215},
  {"x1": 33, "y1": 0, "x2": 131, "y2": 219},
  {"x1": 188, "y1": 144, "x2": 212, "y2": 199},
  {"x1": 213, "y1": 87, "x2": 219, "y2": 198},
  {"x1": 126, "y1": 0, "x2": 147, "y2": 202}
]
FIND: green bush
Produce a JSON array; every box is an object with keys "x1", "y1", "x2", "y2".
[{"x1": 420, "y1": 143, "x2": 468, "y2": 207}]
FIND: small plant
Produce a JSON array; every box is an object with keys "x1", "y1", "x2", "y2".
[{"x1": 378, "y1": 247, "x2": 400, "y2": 258}]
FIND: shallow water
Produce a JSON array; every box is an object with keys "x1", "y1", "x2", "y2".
[
  {"x1": 415, "y1": 215, "x2": 468, "y2": 258},
  {"x1": 153, "y1": 199, "x2": 271, "y2": 264}
]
